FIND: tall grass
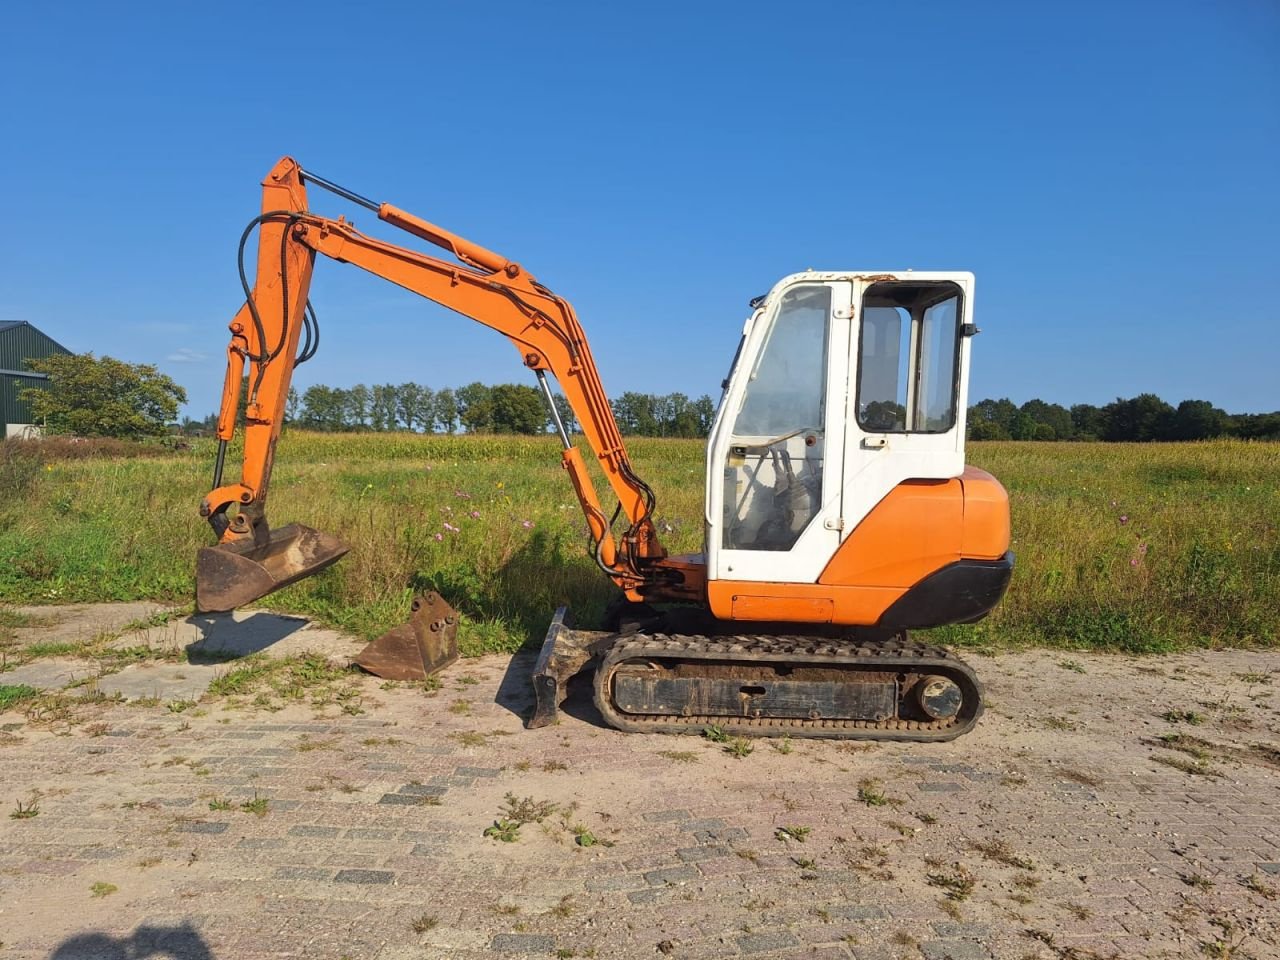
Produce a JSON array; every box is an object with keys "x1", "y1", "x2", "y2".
[{"x1": 0, "y1": 435, "x2": 1275, "y2": 654}]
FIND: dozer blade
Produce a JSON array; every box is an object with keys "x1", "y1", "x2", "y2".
[
  {"x1": 353, "y1": 592, "x2": 459, "y2": 681},
  {"x1": 195, "y1": 523, "x2": 350, "y2": 613}
]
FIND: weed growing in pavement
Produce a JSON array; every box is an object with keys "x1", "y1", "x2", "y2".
[
  {"x1": 702, "y1": 725, "x2": 729, "y2": 743},
  {"x1": 735, "y1": 849, "x2": 760, "y2": 864},
  {"x1": 772, "y1": 735, "x2": 793, "y2": 755},
  {"x1": 657, "y1": 750, "x2": 698, "y2": 763},
  {"x1": 10, "y1": 797, "x2": 39, "y2": 819},
  {"x1": 89, "y1": 882, "x2": 118, "y2": 898},
  {"x1": 927, "y1": 863, "x2": 977, "y2": 901},
  {"x1": 1064, "y1": 902, "x2": 1092, "y2": 920},
  {"x1": 484, "y1": 818, "x2": 521, "y2": 842},
  {"x1": 857, "y1": 778, "x2": 897, "y2": 807},
  {"x1": 449, "y1": 729, "x2": 511, "y2": 747},
  {"x1": 239, "y1": 792, "x2": 270, "y2": 816},
  {"x1": 1200, "y1": 917, "x2": 1247, "y2": 959},
  {"x1": 542, "y1": 760, "x2": 568, "y2": 772},
  {"x1": 0, "y1": 684, "x2": 38, "y2": 711},
  {"x1": 448, "y1": 699, "x2": 472, "y2": 716},
  {"x1": 1240, "y1": 873, "x2": 1277, "y2": 900},
  {"x1": 485, "y1": 793, "x2": 558, "y2": 842},
  {"x1": 775, "y1": 825, "x2": 811, "y2": 843},
  {"x1": 208, "y1": 798, "x2": 232, "y2": 812},
  {"x1": 791, "y1": 857, "x2": 816, "y2": 869},
  {"x1": 1153, "y1": 753, "x2": 1222, "y2": 778},
  {"x1": 410, "y1": 914, "x2": 439, "y2": 934},
  {"x1": 967, "y1": 838, "x2": 1035, "y2": 870},
  {"x1": 549, "y1": 895, "x2": 575, "y2": 919},
  {"x1": 1162, "y1": 709, "x2": 1205, "y2": 725},
  {"x1": 885, "y1": 820, "x2": 916, "y2": 837},
  {"x1": 1057, "y1": 659, "x2": 1086, "y2": 673},
  {"x1": 913, "y1": 811, "x2": 938, "y2": 825},
  {"x1": 725, "y1": 737, "x2": 753, "y2": 759},
  {"x1": 501, "y1": 794, "x2": 557, "y2": 824},
  {"x1": 1180, "y1": 872, "x2": 1214, "y2": 891}
]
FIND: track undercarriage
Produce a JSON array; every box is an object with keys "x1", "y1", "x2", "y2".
[{"x1": 530, "y1": 607, "x2": 983, "y2": 741}]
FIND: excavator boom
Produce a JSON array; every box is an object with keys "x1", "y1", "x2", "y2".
[{"x1": 198, "y1": 158, "x2": 695, "y2": 624}]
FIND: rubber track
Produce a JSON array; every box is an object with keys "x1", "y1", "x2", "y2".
[{"x1": 593, "y1": 633, "x2": 983, "y2": 742}]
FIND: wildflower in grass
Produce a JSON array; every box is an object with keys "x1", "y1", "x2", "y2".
[
  {"x1": 520, "y1": 520, "x2": 533, "y2": 529},
  {"x1": 434, "y1": 533, "x2": 443, "y2": 542},
  {"x1": 1130, "y1": 558, "x2": 1139, "y2": 567},
  {"x1": 469, "y1": 510, "x2": 481, "y2": 519},
  {"x1": 455, "y1": 490, "x2": 472, "y2": 500},
  {"x1": 444, "y1": 522, "x2": 460, "y2": 533},
  {"x1": 496, "y1": 481, "x2": 504, "y2": 489},
  {"x1": 1119, "y1": 515, "x2": 1129, "y2": 524}
]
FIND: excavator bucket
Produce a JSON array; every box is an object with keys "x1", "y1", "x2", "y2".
[
  {"x1": 353, "y1": 592, "x2": 459, "y2": 681},
  {"x1": 195, "y1": 523, "x2": 350, "y2": 613}
]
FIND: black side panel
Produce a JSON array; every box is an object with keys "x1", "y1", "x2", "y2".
[{"x1": 876, "y1": 552, "x2": 1014, "y2": 630}]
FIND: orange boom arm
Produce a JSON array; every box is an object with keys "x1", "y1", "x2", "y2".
[{"x1": 201, "y1": 157, "x2": 686, "y2": 598}]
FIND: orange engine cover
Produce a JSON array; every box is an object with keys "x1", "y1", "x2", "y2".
[{"x1": 706, "y1": 467, "x2": 1011, "y2": 626}]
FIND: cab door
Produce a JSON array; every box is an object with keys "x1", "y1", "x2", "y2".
[
  {"x1": 838, "y1": 273, "x2": 973, "y2": 537},
  {"x1": 706, "y1": 277, "x2": 852, "y2": 583}
]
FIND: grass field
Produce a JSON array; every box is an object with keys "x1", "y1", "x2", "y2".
[{"x1": 1, "y1": 435, "x2": 1276, "y2": 655}]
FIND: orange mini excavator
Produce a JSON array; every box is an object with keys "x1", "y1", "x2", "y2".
[{"x1": 196, "y1": 158, "x2": 1013, "y2": 741}]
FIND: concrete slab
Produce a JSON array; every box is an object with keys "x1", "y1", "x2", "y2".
[
  {"x1": 0, "y1": 658, "x2": 100, "y2": 690},
  {"x1": 85, "y1": 662, "x2": 222, "y2": 703},
  {"x1": 110, "y1": 609, "x2": 363, "y2": 664},
  {"x1": 10, "y1": 602, "x2": 171, "y2": 647}
]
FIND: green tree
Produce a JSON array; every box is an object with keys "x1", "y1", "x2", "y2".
[
  {"x1": 345, "y1": 384, "x2": 371, "y2": 429},
  {"x1": 433, "y1": 387, "x2": 457, "y2": 433},
  {"x1": 1102, "y1": 394, "x2": 1175, "y2": 442},
  {"x1": 300, "y1": 385, "x2": 345, "y2": 430},
  {"x1": 457, "y1": 382, "x2": 494, "y2": 433},
  {"x1": 1070, "y1": 403, "x2": 1105, "y2": 440},
  {"x1": 396, "y1": 382, "x2": 422, "y2": 431},
  {"x1": 1020, "y1": 399, "x2": 1073, "y2": 440},
  {"x1": 612, "y1": 391, "x2": 659, "y2": 435},
  {"x1": 489, "y1": 383, "x2": 547, "y2": 434},
  {"x1": 1170, "y1": 399, "x2": 1230, "y2": 440},
  {"x1": 692, "y1": 395, "x2": 716, "y2": 436},
  {"x1": 370, "y1": 383, "x2": 398, "y2": 431},
  {"x1": 23, "y1": 353, "x2": 186, "y2": 439}
]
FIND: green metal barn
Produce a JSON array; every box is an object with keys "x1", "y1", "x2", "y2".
[{"x1": 0, "y1": 321, "x2": 72, "y2": 438}]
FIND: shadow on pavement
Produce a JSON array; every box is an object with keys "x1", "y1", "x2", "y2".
[
  {"x1": 49, "y1": 922, "x2": 213, "y2": 959},
  {"x1": 182, "y1": 611, "x2": 309, "y2": 662},
  {"x1": 495, "y1": 650, "x2": 539, "y2": 721},
  {"x1": 495, "y1": 651, "x2": 610, "y2": 730}
]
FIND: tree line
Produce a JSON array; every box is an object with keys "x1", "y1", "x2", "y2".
[
  {"x1": 967, "y1": 394, "x2": 1280, "y2": 442},
  {"x1": 21, "y1": 354, "x2": 1273, "y2": 444},
  {"x1": 187, "y1": 381, "x2": 720, "y2": 438}
]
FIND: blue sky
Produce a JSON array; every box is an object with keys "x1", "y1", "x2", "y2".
[{"x1": 1, "y1": 1, "x2": 1276, "y2": 417}]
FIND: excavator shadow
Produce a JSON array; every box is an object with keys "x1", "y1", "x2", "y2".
[
  {"x1": 495, "y1": 651, "x2": 609, "y2": 730},
  {"x1": 180, "y1": 611, "x2": 311, "y2": 663}
]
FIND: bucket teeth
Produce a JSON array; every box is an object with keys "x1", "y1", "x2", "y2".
[
  {"x1": 195, "y1": 523, "x2": 349, "y2": 613},
  {"x1": 354, "y1": 592, "x2": 460, "y2": 681}
]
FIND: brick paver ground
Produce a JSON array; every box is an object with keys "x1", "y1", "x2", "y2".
[{"x1": 1, "y1": 640, "x2": 1277, "y2": 959}]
